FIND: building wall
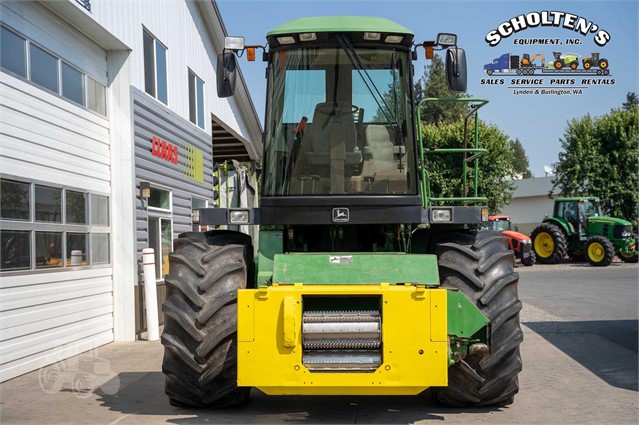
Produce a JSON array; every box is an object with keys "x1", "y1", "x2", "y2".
[
  {"x1": 0, "y1": 2, "x2": 114, "y2": 381},
  {"x1": 501, "y1": 177, "x2": 559, "y2": 235},
  {"x1": 86, "y1": 0, "x2": 257, "y2": 145}
]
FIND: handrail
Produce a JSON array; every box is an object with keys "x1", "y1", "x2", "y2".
[{"x1": 416, "y1": 98, "x2": 489, "y2": 208}]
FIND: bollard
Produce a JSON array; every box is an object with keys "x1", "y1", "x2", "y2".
[
  {"x1": 70, "y1": 250, "x2": 82, "y2": 266},
  {"x1": 142, "y1": 248, "x2": 160, "y2": 341}
]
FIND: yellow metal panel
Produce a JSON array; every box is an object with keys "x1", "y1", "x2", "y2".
[
  {"x1": 282, "y1": 296, "x2": 297, "y2": 347},
  {"x1": 237, "y1": 285, "x2": 448, "y2": 395},
  {"x1": 430, "y1": 289, "x2": 448, "y2": 342},
  {"x1": 237, "y1": 290, "x2": 254, "y2": 342}
]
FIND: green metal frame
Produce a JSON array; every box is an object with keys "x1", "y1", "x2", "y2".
[{"x1": 416, "y1": 98, "x2": 489, "y2": 209}]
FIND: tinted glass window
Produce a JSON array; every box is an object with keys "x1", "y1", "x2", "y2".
[
  {"x1": 188, "y1": 72, "x2": 196, "y2": 124},
  {"x1": 196, "y1": 77, "x2": 204, "y2": 128},
  {"x1": 35, "y1": 185, "x2": 62, "y2": 222},
  {"x1": 1, "y1": 27, "x2": 26, "y2": 77},
  {"x1": 91, "y1": 233, "x2": 110, "y2": 264},
  {"x1": 87, "y1": 77, "x2": 106, "y2": 115},
  {"x1": 90, "y1": 194, "x2": 109, "y2": 226},
  {"x1": 35, "y1": 231, "x2": 63, "y2": 268},
  {"x1": 149, "y1": 188, "x2": 170, "y2": 210},
  {"x1": 30, "y1": 44, "x2": 58, "y2": 92},
  {"x1": 67, "y1": 233, "x2": 87, "y2": 265},
  {"x1": 143, "y1": 31, "x2": 155, "y2": 97},
  {"x1": 66, "y1": 190, "x2": 87, "y2": 224},
  {"x1": 156, "y1": 42, "x2": 168, "y2": 104},
  {"x1": 0, "y1": 230, "x2": 30, "y2": 271},
  {"x1": 61, "y1": 62, "x2": 84, "y2": 105},
  {"x1": 1, "y1": 179, "x2": 30, "y2": 220}
]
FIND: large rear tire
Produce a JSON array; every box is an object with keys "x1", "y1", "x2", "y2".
[
  {"x1": 432, "y1": 231, "x2": 523, "y2": 407},
  {"x1": 161, "y1": 231, "x2": 251, "y2": 408},
  {"x1": 531, "y1": 223, "x2": 567, "y2": 264}
]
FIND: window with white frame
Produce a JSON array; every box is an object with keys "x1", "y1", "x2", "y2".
[
  {"x1": 188, "y1": 70, "x2": 205, "y2": 129},
  {"x1": 143, "y1": 29, "x2": 168, "y2": 105},
  {"x1": 0, "y1": 24, "x2": 106, "y2": 115},
  {"x1": 147, "y1": 187, "x2": 172, "y2": 280},
  {"x1": 0, "y1": 178, "x2": 110, "y2": 272}
]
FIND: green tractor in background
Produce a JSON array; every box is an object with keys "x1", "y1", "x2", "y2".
[{"x1": 531, "y1": 197, "x2": 638, "y2": 266}]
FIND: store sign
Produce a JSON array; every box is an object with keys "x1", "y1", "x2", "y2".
[
  {"x1": 152, "y1": 136, "x2": 179, "y2": 164},
  {"x1": 150, "y1": 136, "x2": 204, "y2": 183}
]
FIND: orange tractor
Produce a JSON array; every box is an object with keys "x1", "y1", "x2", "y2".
[{"x1": 488, "y1": 215, "x2": 535, "y2": 266}]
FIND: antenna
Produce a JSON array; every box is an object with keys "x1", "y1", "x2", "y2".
[{"x1": 543, "y1": 165, "x2": 552, "y2": 176}]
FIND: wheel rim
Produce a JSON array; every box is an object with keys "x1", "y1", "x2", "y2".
[
  {"x1": 588, "y1": 242, "x2": 605, "y2": 262},
  {"x1": 584, "y1": 62, "x2": 591, "y2": 69},
  {"x1": 599, "y1": 61, "x2": 608, "y2": 69},
  {"x1": 534, "y1": 232, "x2": 554, "y2": 258}
]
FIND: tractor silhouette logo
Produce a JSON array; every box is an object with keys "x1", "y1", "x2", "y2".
[
  {"x1": 38, "y1": 346, "x2": 120, "y2": 399},
  {"x1": 332, "y1": 208, "x2": 349, "y2": 223}
]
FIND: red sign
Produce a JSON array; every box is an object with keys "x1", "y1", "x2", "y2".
[{"x1": 151, "y1": 136, "x2": 178, "y2": 164}]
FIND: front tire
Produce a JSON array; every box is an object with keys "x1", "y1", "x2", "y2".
[
  {"x1": 161, "y1": 231, "x2": 251, "y2": 408},
  {"x1": 521, "y1": 250, "x2": 535, "y2": 267},
  {"x1": 432, "y1": 231, "x2": 523, "y2": 407},
  {"x1": 586, "y1": 236, "x2": 614, "y2": 267},
  {"x1": 531, "y1": 223, "x2": 567, "y2": 264}
]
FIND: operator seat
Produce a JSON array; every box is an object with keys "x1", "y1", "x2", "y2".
[{"x1": 305, "y1": 102, "x2": 362, "y2": 167}]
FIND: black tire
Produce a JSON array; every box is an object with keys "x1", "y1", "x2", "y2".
[
  {"x1": 161, "y1": 231, "x2": 251, "y2": 408},
  {"x1": 583, "y1": 60, "x2": 592, "y2": 70},
  {"x1": 531, "y1": 223, "x2": 567, "y2": 264},
  {"x1": 585, "y1": 236, "x2": 614, "y2": 267},
  {"x1": 486, "y1": 69, "x2": 494, "y2": 76},
  {"x1": 619, "y1": 251, "x2": 639, "y2": 263},
  {"x1": 432, "y1": 231, "x2": 523, "y2": 407},
  {"x1": 521, "y1": 250, "x2": 535, "y2": 267},
  {"x1": 598, "y1": 58, "x2": 608, "y2": 69}
]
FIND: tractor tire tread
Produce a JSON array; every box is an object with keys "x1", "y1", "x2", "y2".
[{"x1": 432, "y1": 230, "x2": 523, "y2": 407}]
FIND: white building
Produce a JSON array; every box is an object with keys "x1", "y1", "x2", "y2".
[
  {"x1": 501, "y1": 176, "x2": 560, "y2": 235},
  {"x1": 0, "y1": 0, "x2": 262, "y2": 381}
]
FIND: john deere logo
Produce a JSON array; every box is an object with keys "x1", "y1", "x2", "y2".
[{"x1": 332, "y1": 208, "x2": 349, "y2": 223}]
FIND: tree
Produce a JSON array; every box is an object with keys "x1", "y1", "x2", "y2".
[
  {"x1": 552, "y1": 105, "x2": 639, "y2": 229},
  {"x1": 510, "y1": 138, "x2": 533, "y2": 179},
  {"x1": 623, "y1": 91, "x2": 638, "y2": 111},
  {"x1": 422, "y1": 120, "x2": 516, "y2": 213},
  {"x1": 415, "y1": 54, "x2": 468, "y2": 125}
]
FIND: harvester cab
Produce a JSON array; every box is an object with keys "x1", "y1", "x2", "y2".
[{"x1": 162, "y1": 17, "x2": 523, "y2": 409}]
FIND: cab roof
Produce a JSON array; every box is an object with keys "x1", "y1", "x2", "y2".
[{"x1": 268, "y1": 16, "x2": 414, "y2": 37}]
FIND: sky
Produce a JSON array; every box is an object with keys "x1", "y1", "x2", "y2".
[{"x1": 218, "y1": 0, "x2": 639, "y2": 177}]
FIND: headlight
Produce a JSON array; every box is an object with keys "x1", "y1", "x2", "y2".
[
  {"x1": 621, "y1": 231, "x2": 632, "y2": 238},
  {"x1": 481, "y1": 208, "x2": 489, "y2": 222},
  {"x1": 229, "y1": 209, "x2": 250, "y2": 224},
  {"x1": 432, "y1": 208, "x2": 452, "y2": 222}
]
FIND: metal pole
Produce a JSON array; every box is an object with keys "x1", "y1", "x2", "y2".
[{"x1": 142, "y1": 248, "x2": 160, "y2": 341}]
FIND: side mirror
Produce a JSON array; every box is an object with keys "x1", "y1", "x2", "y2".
[
  {"x1": 445, "y1": 47, "x2": 467, "y2": 93},
  {"x1": 514, "y1": 225, "x2": 519, "y2": 232},
  {"x1": 217, "y1": 52, "x2": 237, "y2": 98}
]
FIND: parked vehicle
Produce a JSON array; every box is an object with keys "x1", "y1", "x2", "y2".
[
  {"x1": 531, "y1": 197, "x2": 638, "y2": 266},
  {"x1": 488, "y1": 215, "x2": 535, "y2": 266},
  {"x1": 160, "y1": 17, "x2": 523, "y2": 409}
]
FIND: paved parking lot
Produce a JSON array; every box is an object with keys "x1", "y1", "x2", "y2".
[{"x1": 1, "y1": 263, "x2": 637, "y2": 424}]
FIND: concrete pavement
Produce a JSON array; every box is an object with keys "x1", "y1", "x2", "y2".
[{"x1": 1, "y1": 266, "x2": 637, "y2": 424}]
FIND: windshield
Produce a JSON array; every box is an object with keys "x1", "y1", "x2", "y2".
[
  {"x1": 489, "y1": 219, "x2": 511, "y2": 232},
  {"x1": 579, "y1": 199, "x2": 601, "y2": 218},
  {"x1": 262, "y1": 46, "x2": 416, "y2": 196}
]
